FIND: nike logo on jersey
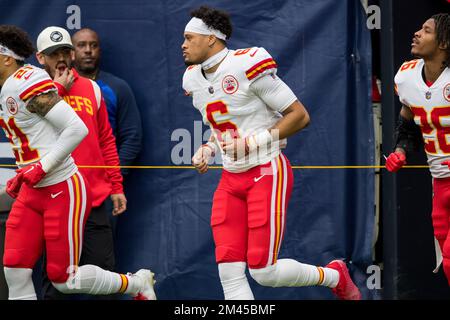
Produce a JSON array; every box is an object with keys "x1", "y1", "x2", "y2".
[
  {"x1": 24, "y1": 71, "x2": 34, "y2": 80},
  {"x1": 254, "y1": 175, "x2": 266, "y2": 182},
  {"x1": 51, "y1": 191, "x2": 63, "y2": 199},
  {"x1": 250, "y1": 49, "x2": 259, "y2": 57}
]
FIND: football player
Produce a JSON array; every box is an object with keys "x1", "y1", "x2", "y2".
[
  {"x1": 386, "y1": 13, "x2": 450, "y2": 283},
  {"x1": 0, "y1": 25, "x2": 155, "y2": 300},
  {"x1": 182, "y1": 6, "x2": 361, "y2": 300}
]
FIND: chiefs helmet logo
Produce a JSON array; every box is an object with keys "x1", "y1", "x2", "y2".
[
  {"x1": 444, "y1": 83, "x2": 450, "y2": 102},
  {"x1": 6, "y1": 97, "x2": 18, "y2": 115},
  {"x1": 222, "y1": 75, "x2": 239, "y2": 95}
]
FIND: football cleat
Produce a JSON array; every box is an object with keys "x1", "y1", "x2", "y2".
[
  {"x1": 326, "y1": 260, "x2": 361, "y2": 300},
  {"x1": 132, "y1": 269, "x2": 156, "y2": 300}
]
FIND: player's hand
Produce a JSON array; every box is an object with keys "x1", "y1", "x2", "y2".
[
  {"x1": 54, "y1": 68, "x2": 75, "y2": 91},
  {"x1": 192, "y1": 144, "x2": 215, "y2": 174},
  {"x1": 16, "y1": 162, "x2": 46, "y2": 187},
  {"x1": 221, "y1": 138, "x2": 249, "y2": 161},
  {"x1": 110, "y1": 193, "x2": 127, "y2": 216},
  {"x1": 6, "y1": 172, "x2": 24, "y2": 198},
  {"x1": 441, "y1": 161, "x2": 450, "y2": 170},
  {"x1": 385, "y1": 151, "x2": 406, "y2": 172}
]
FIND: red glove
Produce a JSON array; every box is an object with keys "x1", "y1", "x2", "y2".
[
  {"x1": 16, "y1": 162, "x2": 46, "y2": 187},
  {"x1": 6, "y1": 172, "x2": 24, "y2": 199},
  {"x1": 385, "y1": 152, "x2": 406, "y2": 172},
  {"x1": 441, "y1": 161, "x2": 450, "y2": 169}
]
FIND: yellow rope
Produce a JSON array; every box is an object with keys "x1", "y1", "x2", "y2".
[{"x1": 0, "y1": 164, "x2": 431, "y2": 169}]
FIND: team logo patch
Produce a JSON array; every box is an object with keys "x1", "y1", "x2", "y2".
[
  {"x1": 6, "y1": 97, "x2": 18, "y2": 115},
  {"x1": 444, "y1": 83, "x2": 450, "y2": 102},
  {"x1": 50, "y1": 31, "x2": 63, "y2": 43},
  {"x1": 222, "y1": 75, "x2": 239, "y2": 94}
]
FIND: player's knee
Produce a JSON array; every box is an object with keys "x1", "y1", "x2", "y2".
[
  {"x1": 247, "y1": 247, "x2": 267, "y2": 269},
  {"x1": 215, "y1": 246, "x2": 245, "y2": 264},
  {"x1": 52, "y1": 280, "x2": 74, "y2": 294},
  {"x1": 249, "y1": 265, "x2": 277, "y2": 287},
  {"x1": 46, "y1": 263, "x2": 70, "y2": 284},
  {"x1": 3, "y1": 248, "x2": 36, "y2": 268},
  {"x1": 432, "y1": 213, "x2": 448, "y2": 240}
]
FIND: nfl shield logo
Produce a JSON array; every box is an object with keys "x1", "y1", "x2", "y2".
[{"x1": 425, "y1": 91, "x2": 432, "y2": 100}]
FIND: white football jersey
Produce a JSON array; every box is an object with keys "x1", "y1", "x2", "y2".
[
  {"x1": 394, "y1": 59, "x2": 450, "y2": 178},
  {"x1": 0, "y1": 64, "x2": 77, "y2": 186},
  {"x1": 183, "y1": 47, "x2": 292, "y2": 173}
]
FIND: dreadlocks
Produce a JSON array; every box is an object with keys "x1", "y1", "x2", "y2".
[{"x1": 432, "y1": 13, "x2": 450, "y2": 67}]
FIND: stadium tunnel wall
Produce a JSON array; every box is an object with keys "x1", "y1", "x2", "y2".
[{"x1": 0, "y1": 0, "x2": 375, "y2": 299}]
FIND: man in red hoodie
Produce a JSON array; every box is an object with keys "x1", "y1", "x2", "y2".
[{"x1": 36, "y1": 26, "x2": 127, "y2": 299}]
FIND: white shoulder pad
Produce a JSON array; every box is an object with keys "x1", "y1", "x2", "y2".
[
  {"x1": 232, "y1": 47, "x2": 278, "y2": 83},
  {"x1": 394, "y1": 59, "x2": 421, "y2": 87},
  {"x1": 11, "y1": 65, "x2": 57, "y2": 102},
  {"x1": 394, "y1": 59, "x2": 422, "y2": 105},
  {"x1": 182, "y1": 64, "x2": 201, "y2": 95}
]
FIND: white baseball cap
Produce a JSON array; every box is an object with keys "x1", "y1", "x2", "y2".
[{"x1": 37, "y1": 26, "x2": 74, "y2": 54}]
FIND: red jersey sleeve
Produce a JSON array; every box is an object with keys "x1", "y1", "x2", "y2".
[
  {"x1": 54, "y1": 81, "x2": 69, "y2": 97},
  {"x1": 96, "y1": 93, "x2": 124, "y2": 194}
]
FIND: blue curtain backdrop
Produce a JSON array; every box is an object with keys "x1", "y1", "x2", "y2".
[{"x1": 0, "y1": 0, "x2": 375, "y2": 299}]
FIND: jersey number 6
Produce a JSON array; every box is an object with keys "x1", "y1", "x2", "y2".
[{"x1": 206, "y1": 101, "x2": 240, "y2": 142}]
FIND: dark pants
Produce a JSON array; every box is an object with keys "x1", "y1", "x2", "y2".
[{"x1": 41, "y1": 200, "x2": 116, "y2": 300}]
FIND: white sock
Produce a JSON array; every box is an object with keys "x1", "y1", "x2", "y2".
[
  {"x1": 52, "y1": 264, "x2": 143, "y2": 296},
  {"x1": 249, "y1": 259, "x2": 339, "y2": 288},
  {"x1": 218, "y1": 262, "x2": 254, "y2": 300},
  {"x1": 4, "y1": 267, "x2": 37, "y2": 300},
  {"x1": 321, "y1": 267, "x2": 339, "y2": 288}
]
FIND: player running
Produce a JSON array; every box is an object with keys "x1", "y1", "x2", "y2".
[
  {"x1": 0, "y1": 25, "x2": 155, "y2": 300},
  {"x1": 182, "y1": 6, "x2": 361, "y2": 300},
  {"x1": 386, "y1": 13, "x2": 450, "y2": 283}
]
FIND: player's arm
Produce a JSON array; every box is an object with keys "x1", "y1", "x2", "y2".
[
  {"x1": 222, "y1": 74, "x2": 309, "y2": 160},
  {"x1": 385, "y1": 105, "x2": 421, "y2": 172},
  {"x1": 393, "y1": 105, "x2": 420, "y2": 155},
  {"x1": 270, "y1": 101, "x2": 310, "y2": 139},
  {"x1": 115, "y1": 81, "x2": 143, "y2": 176},
  {"x1": 26, "y1": 91, "x2": 89, "y2": 173},
  {"x1": 6, "y1": 91, "x2": 88, "y2": 196},
  {"x1": 26, "y1": 90, "x2": 62, "y2": 116},
  {"x1": 96, "y1": 96, "x2": 127, "y2": 215},
  {"x1": 253, "y1": 73, "x2": 310, "y2": 139}
]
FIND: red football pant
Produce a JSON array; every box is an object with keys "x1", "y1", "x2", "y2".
[
  {"x1": 211, "y1": 153, "x2": 293, "y2": 269},
  {"x1": 432, "y1": 177, "x2": 450, "y2": 285},
  {"x1": 3, "y1": 172, "x2": 91, "y2": 283}
]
